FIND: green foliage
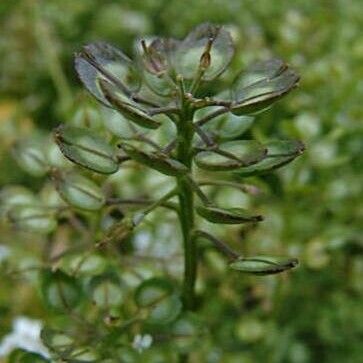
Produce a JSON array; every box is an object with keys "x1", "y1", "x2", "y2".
[{"x1": 0, "y1": 1, "x2": 362, "y2": 363}]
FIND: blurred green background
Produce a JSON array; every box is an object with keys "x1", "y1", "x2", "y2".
[{"x1": 0, "y1": 0, "x2": 362, "y2": 362}]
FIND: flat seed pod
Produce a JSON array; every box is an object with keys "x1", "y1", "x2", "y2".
[
  {"x1": 196, "y1": 205, "x2": 263, "y2": 224},
  {"x1": 120, "y1": 142, "x2": 188, "y2": 176},
  {"x1": 41, "y1": 269, "x2": 83, "y2": 311},
  {"x1": 135, "y1": 278, "x2": 182, "y2": 325},
  {"x1": 75, "y1": 42, "x2": 140, "y2": 106},
  {"x1": 53, "y1": 171, "x2": 105, "y2": 211},
  {"x1": 12, "y1": 138, "x2": 48, "y2": 177},
  {"x1": 99, "y1": 79, "x2": 161, "y2": 129},
  {"x1": 89, "y1": 273, "x2": 124, "y2": 308},
  {"x1": 173, "y1": 23, "x2": 234, "y2": 81},
  {"x1": 0, "y1": 186, "x2": 36, "y2": 216},
  {"x1": 231, "y1": 60, "x2": 299, "y2": 115},
  {"x1": 202, "y1": 108, "x2": 255, "y2": 140},
  {"x1": 236, "y1": 140, "x2": 305, "y2": 176},
  {"x1": 229, "y1": 256, "x2": 299, "y2": 275},
  {"x1": 8, "y1": 205, "x2": 57, "y2": 234},
  {"x1": 195, "y1": 140, "x2": 266, "y2": 171},
  {"x1": 41, "y1": 328, "x2": 75, "y2": 356},
  {"x1": 54, "y1": 125, "x2": 119, "y2": 174}
]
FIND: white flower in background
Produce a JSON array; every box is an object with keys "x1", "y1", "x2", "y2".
[
  {"x1": 0, "y1": 316, "x2": 49, "y2": 358},
  {"x1": 132, "y1": 334, "x2": 153, "y2": 353}
]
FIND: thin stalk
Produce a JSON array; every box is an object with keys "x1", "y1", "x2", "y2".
[{"x1": 176, "y1": 106, "x2": 197, "y2": 311}]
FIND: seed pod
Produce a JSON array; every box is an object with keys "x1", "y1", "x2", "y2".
[
  {"x1": 75, "y1": 42, "x2": 141, "y2": 107},
  {"x1": 41, "y1": 269, "x2": 83, "y2": 311},
  {"x1": 54, "y1": 125, "x2": 119, "y2": 174},
  {"x1": 198, "y1": 106, "x2": 254, "y2": 140},
  {"x1": 52, "y1": 171, "x2": 105, "y2": 211},
  {"x1": 119, "y1": 142, "x2": 188, "y2": 176},
  {"x1": 12, "y1": 138, "x2": 48, "y2": 177},
  {"x1": 229, "y1": 256, "x2": 299, "y2": 275},
  {"x1": 98, "y1": 217, "x2": 134, "y2": 246},
  {"x1": 0, "y1": 186, "x2": 36, "y2": 217},
  {"x1": 236, "y1": 140, "x2": 305, "y2": 176},
  {"x1": 135, "y1": 278, "x2": 182, "y2": 325},
  {"x1": 196, "y1": 205, "x2": 263, "y2": 224},
  {"x1": 99, "y1": 79, "x2": 161, "y2": 129},
  {"x1": 89, "y1": 273, "x2": 124, "y2": 308},
  {"x1": 8, "y1": 205, "x2": 57, "y2": 234},
  {"x1": 41, "y1": 328, "x2": 75, "y2": 356},
  {"x1": 231, "y1": 59, "x2": 299, "y2": 115},
  {"x1": 195, "y1": 140, "x2": 266, "y2": 171},
  {"x1": 173, "y1": 23, "x2": 234, "y2": 81}
]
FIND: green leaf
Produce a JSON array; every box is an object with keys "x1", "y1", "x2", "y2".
[
  {"x1": 173, "y1": 23, "x2": 234, "y2": 81},
  {"x1": 229, "y1": 256, "x2": 299, "y2": 275},
  {"x1": 12, "y1": 137, "x2": 49, "y2": 177},
  {"x1": 99, "y1": 79, "x2": 161, "y2": 129},
  {"x1": 54, "y1": 125, "x2": 119, "y2": 174},
  {"x1": 75, "y1": 42, "x2": 141, "y2": 107},
  {"x1": 231, "y1": 59, "x2": 299, "y2": 115},
  {"x1": 120, "y1": 142, "x2": 188, "y2": 176},
  {"x1": 8, "y1": 205, "x2": 57, "y2": 234},
  {"x1": 135, "y1": 277, "x2": 182, "y2": 325},
  {"x1": 41, "y1": 269, "x2": 83, "y2": 311},
  {"x1": 236, "y1": 140, "x2": 305, "y2": 176},
  {"x1": 196, "y1": 205, "x2": 263, "y2": 224},
  {"x1": 52, "y1": 171, "x2": 105, "y2": 211},
  {"x1": 195, "y1": 140, "x2": 266, "y2": 171},
  {"x1": 8, "y1": 349, "x2": 49, "y2": 363}
]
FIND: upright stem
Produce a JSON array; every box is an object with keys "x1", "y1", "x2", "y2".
[{"x1": 176, "y1": 107, "x2": 197, "y2": 311}]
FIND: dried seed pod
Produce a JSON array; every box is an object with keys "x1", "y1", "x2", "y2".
[
  {"x1": 54, "y1": 125, "x2": 119, "y2": 174},
  {"x1": 229, "y1": 256, "x2": 299, "y2": 275},
  {"x1": 196, "y1": 205, "x2": 263, "y2": 224}
]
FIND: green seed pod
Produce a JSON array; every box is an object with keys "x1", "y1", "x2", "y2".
[
  {"x1": 196, "y1": 205, "x2": 263, "y2": 224},
  {"x1": 52, "y1": 171, "x2": 105, "y2": 211},
  {"x1": 195, "y1": 140, "x2": 266, "y2": 171},
  {"x1": 173, "y1": 23, "x2": 234, "y2": 81},
  {"x1": 75, "y1": 42, "x2": 141, "y2": 107},
  {"x1": 41, "y1": 269, "x2": 83, "y2": 311},
  {"x1": 135, "y1": 277, "x2": 182, "y2": 325},
  {"x1": 229, "y1": 256, "x2": 299, "y2": 275},
  {"x1": 99, "y1": 79, "x2": 161, "y2": 129},
  {"x1": 236, "y1": 140, "x2": 305, "y2": 176},
  {"x1": 41, "y1": 328, "x2": 74, "y2": 356},
  {"x1": 8, "y1": 205, "x2": 57, "y2": 234},
  {"x1": 120, "y1": 142, "x2": 188, "y2": 176},
  {"x1": 231, "y1": 59, "x2": 299, "y2": 115},
  {"x1": 89, "y1": 273, "x2": 124, "y2": 308},
  {"x1": 54, "y1": 125, "x2": 119, "y2": 174},
  {"x1": 12, "y1": 138, "x2": 49, "y2": 177},
  {"x1": 0, "y1": 186, "x2": 36, "y2": 217}
]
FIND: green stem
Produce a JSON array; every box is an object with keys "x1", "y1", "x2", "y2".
[{"x1": 176, "y1": 109, "x2": 197, "y2": 311}]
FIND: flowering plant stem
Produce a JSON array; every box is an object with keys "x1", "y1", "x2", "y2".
[{"x1": 176, "y1": 104, "x2": 197, "y2": 312}]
